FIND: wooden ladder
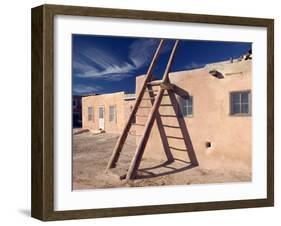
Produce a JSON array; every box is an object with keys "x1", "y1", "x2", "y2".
[{"x1": 106, "y1": 39, "x2": 180, "y2": 180}]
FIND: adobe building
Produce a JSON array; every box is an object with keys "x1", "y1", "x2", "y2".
[
  {"x1": 82, "y1": 92, "x2": 135, "y2": 133},
  {"x1": 136, "y1": 58, "x2": 252, "y2": 171},
  {"x1": 81, "y1": 57, "x2": 252, "y2": 173}
]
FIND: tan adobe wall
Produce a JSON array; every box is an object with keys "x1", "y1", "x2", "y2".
[
  {"x1": 135, "y1": 59, "x2": 252, "y2": 170},
  {"x1": 123, "y1": 99, "x2": 135, "y2": 123},
  {"x1": 82, "y1": 92, "x2": 134, "y2": 133}
]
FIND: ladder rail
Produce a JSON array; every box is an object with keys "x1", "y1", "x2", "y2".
[
  {"x1": 106, "y1": 39, "x2": 164, "y2": 170},
  {"x1": 126, "y1": 40, "x2": 180, "y2": 179},
  {"x1": 162, "y1": 40, "x2": 179, "y2": 83}
]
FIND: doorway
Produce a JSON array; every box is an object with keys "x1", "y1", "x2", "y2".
[{"x1": 98, "y1": 106, "x2": 105, "y2": 130}]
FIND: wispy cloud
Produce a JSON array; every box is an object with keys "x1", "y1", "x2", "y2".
[
  {"x1": 73, "y1": 84, "x2": 103, "y2": 95},
  {"x1": 73, "y1": 39, "x2": 164, "y2": 81},
  {"x1": 128, "y1": 39, "x2": 159, "y2": 68}
]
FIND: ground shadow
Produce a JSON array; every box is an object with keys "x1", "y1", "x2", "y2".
[
  {"x1": 168, "y1": 84, "x2": 199, "y2": 167},
  {"x1": 147, "y1": 84, "x2": 174, "y2": 163},
  {"x1": 136, "y1": 159, "x2": 194, "y2": 179}
]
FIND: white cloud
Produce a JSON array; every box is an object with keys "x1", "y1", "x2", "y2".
[
  {"x1": 73, "y1": 38, "x2": 167, "y2": 81},
  {"x1": 73, "y1": 84, "x2": 102, "y2": 94},
  {"x1": 128, "y1": 39, "x2": 159, "y2": 68}
]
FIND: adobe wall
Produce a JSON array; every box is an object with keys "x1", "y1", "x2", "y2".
[
  {"x1": 82, "y1": 92, "x2": 127, "y2": 133},
  {"x1": 136, "y1": 60, "x2": 252, "y2": 170},
  {"x1": 123, "y1": 99, "x2": 135, "y2": 123}
]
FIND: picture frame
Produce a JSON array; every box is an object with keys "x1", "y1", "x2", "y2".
[{"x1": 31, "y1": 4, "x2": 274, "y2": 221}]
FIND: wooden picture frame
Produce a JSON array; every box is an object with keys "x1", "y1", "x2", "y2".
[{"x1": 31, "y1": 4, "x2": 274, "y2": 221}]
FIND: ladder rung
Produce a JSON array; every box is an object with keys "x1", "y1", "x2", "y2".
[
  {"x1": 159, "y1": 114, "x2": 177, "y2": 117},
  {"x1": 162, "y1": 124, "x2": 180, "y2": 128},
  {"x1": 169, "y1": 146, "x2": 187, "y2": 151},
  {"x1": 160, "y1": 104, "x2": 172, "y2": 106},
  {"x1": 147, "y1": 81, "x2": 162, "y2": 86},
  {"x1": 166, "y1": 136, "x2": 184, "y2": 140},
  {"x1": 132, "y1": 123, "x2": 145, "y2": 126},
  {"x1": 139, "y1": 106, "x2": 151, "y2": 108},
  {"x1": 135, "y1": 114, "x2": 148, "y2": 117}
]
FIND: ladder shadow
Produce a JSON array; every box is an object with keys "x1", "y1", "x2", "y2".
[
  {"x1": 167, "y1": 86, "x2": 199, "y2": 167},
  {"x1": 147, "y1": 84, "x2": 174, "y2": 163},
  {"x1": 136, "y1": 159, "x2": 194, "y2": 179}
]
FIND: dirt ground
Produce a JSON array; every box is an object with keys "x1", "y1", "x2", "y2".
[{"x1": 72, "y1": 130, "x2": 251, "y2": 190}]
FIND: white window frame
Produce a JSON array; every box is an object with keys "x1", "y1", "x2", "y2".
[
  {"x1": 109, "y1": 105, "x2": 116, "y2": 123},
  {"x1": 88, "y1": 106, "x2": 93, "y2": 121}
]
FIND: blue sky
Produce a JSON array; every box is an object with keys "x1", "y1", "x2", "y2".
[{"x1": 72, "y1": 35, "x2": 251, "y2": 95}]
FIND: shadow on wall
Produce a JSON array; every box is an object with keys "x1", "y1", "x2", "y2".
[{"x1": 136, "y1": 83, "x2": 199, "y2": 179}]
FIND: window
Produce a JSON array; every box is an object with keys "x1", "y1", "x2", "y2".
[
  {"x1": 109, "y1": 105, "x2": 116, "y2": 122},
  {"x1": 179, "y1": 95, "x2": 193, "y2": 117},
  {"x1": 88, "y1": 106, "x2": 93, "y2": 121},
  {"x1": 230, "y1": 91, "x2": 251, "y2": 115}
]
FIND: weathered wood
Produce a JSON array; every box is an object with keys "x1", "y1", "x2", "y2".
[
  {"x1": 160, "y1": 82, "x2": 175, "y2": 90},
  {"x1": 147, "y1": 80, "x2": 162, "y2": 86},
  {"x1": 126, "y1": 40, "x2": 179, "y2": 180},
  {"x1": 162, "y1": 40, "x2": 179, "y2": 83},
  {"x1": 145, "y1": 89, "x2": 158, "y2": 93},
  {"x1": 147, "y1": 80, "x2": 175, "y2": 90},
  {"x1": 106, "y1": 39, "x2": 164, "y2": 170},
  {"x1": 146, "y1": 85, "x2": 174, "y2": 163}
]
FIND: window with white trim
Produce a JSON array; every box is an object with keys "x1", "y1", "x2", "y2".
[
  {"x1": 88, "y1": 106, "x2": 93, "y2": 121},
  {"x1": 109, "y1": 105, "x2": 116, "y2": 122}
]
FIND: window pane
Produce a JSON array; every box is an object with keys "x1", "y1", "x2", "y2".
[
  {"x1": 88, "y1": 107, "x2": 93, "y2": 121},
  {"x1": 178, "y1": 97, "x2": 184, "y2": 116},
  {"x1": 187, "y1": 97, "x2": 193, "y2": 107},
  {"x1": 109, "y1": 106, "x2": 115, "y2": 122},
  {"x1": 241, "y1": 103, "x2": 249, "y2": 114},
  {"x1": 182, "y1": 98, "x2": 188, "y2": 108},
  {"x1": 241, "y1": 92, "x2": 249, "y2": 103},
  {"x1": 232, "y1": 93, "x2": 240, "y2": 104},
  {"x1": 99, "y1": 107, "x2": 104, "y2": 118},
  {"x1": 182, "y1": 106, "x2": 187, "y2": 116},
  {"x1": 187, "y1": 106, "x2": 193, "y2": 115},
  {"x1": 180, "y1": 96, "x2": 193, "y2": 117},
  {"x1": 232, "y1": 103, "x2": 240, "y2": 114}
]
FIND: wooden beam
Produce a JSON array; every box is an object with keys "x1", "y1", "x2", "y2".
[
  {"x1": 126, "y1": 89, "x2": 165, "y2": 179},
  {"x1": 162, "y1": 40, "x2": 179, "y2": 83},
  {"x1": 147, "y1": 80, "x2": 162, "y2": 86},
  {"x1": 160, "y1": 82, "x2": 174, "y2": 90}
]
